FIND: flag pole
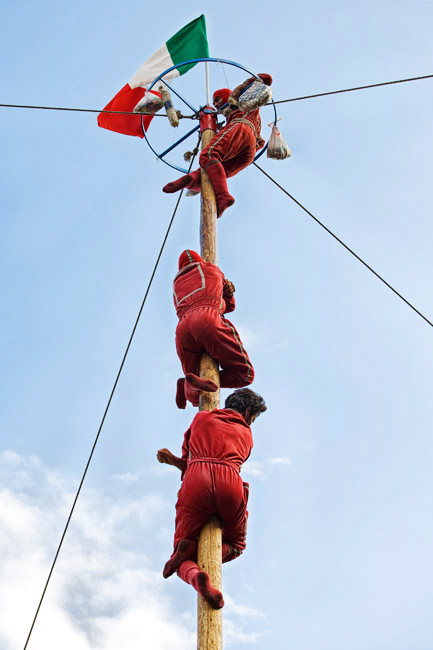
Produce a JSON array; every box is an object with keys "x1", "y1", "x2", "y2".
[{"x1": 197, "y1": 99, "x2": 223, "y2": 649}]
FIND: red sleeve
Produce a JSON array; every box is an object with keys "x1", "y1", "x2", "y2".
[{"x1": 223, "y1": 293, "x2": 235, "y2": 313}]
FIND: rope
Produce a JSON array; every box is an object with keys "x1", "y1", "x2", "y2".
[
  {"x1": 2, "y1": 72, "x2": 432, "y2": 117},
  {"x1": 217, "y1": 61, "x2": 231, "y2": 88},
  {"x1": 0, "y1": 103, "x2": 169, "y2": 117},
  {"x1": 253, "y1": 162, "x2": 433, "y2": 329},
  {"x1": 268, "y1": 73, "x2": 433, "y2": 105},
  {"x1": 21, "y1": 142, "x2": 201, "y2": 650}
]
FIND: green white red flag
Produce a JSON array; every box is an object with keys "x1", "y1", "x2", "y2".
[{"x1": 98, "y1": 15, "x2": 209, "y2": 138}]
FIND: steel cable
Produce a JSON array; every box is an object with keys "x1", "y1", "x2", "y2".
[
  {"x1": 21, "y1": 140, "x2": 201, "y2": 650},
  {"x1": 253, "y1": 162, "x2": 433, "y2": 329}
]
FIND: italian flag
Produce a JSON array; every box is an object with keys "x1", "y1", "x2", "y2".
[{"x1": 98, "y1": 15, "x2": 209, "y2": 138}]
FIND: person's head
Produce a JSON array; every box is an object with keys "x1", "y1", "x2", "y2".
[
  {"x1": 224, "y1": 388, "x2": 267, "y2": 425},
  {"x1": 213, "y1": 88, "x2": 232, "y2": 110},
  {"x1": 178, "y1": 249, "x2": 202, "y2": 270}
]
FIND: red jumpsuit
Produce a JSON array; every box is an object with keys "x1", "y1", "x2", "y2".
[
  {"x1": 174, "y1": 250, "x2": 254, "y2": 406},
  {"x1": 162, "y1": 75, "x2": 272, "y2": 218},
  {"x1": 198, "y1": 73, "x2": 272, "y2": 180},
  {"x1": 198, "y1": 105, "x2": 265, "y2": 179},
  {"x1": 173, "y1": 408, "x2": 252, "y2": 563}
]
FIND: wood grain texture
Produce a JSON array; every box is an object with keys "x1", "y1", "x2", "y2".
[
  {"x1": 197, "y1": 117, "x2": 223, "y2": 650},
  {"x1": 197, "y1": 514, "x2": 223, "y2": 650},
  {"x1": 200, "y1": 126, "x2": 218, "y2": 265}
]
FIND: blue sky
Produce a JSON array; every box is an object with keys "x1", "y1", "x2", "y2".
[{"x1": 1, "y1": 1, "x2": 433, "y2": 649}]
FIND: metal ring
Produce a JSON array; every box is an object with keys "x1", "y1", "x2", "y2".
[{"x1": 143, "y1": 57, "x2": 278, "y2": 173}]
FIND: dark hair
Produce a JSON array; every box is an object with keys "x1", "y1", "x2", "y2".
[{"x1": 224, "y1": 388, "x2": 267, "y2": 418}]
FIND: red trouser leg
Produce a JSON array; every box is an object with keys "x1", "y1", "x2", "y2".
[
  {"x1": 175, "y1": 317, "x2": 203, "y2": 407},
  {"x1": 199, "y1": 122, "x2": 256, "y2": 177},
  {"x1": 214, "y1": 316, "x2": 254, "y2": 387},
  {"x1": 173, "y1": 463, "x2": 215, "y2": 550},
  {"x1": 216, "y1": 476, "x2": 249, "y2": 562},
  {"x1": 198, "y1": 122, "x2": 257, "y2": 216},
  {"x1": 175, "y1": 308, "x2": 254, "y2": 393},
  {"x1": 203, "y1": 162, "x2": 234, "y2": 217},
  {"x1": 173, "y1": 463, "x2": 249, "y2": 560},
  {"x1": 222, "y1": 148, "x2": 256, "y2": 178},
  {"x1": 175, "y1": 316, "x2": 202, "y2": 377}
]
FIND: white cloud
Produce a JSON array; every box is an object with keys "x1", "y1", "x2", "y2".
[
  {"x1": 0, "y1": 451, "x2": 194, "y2": 650},
  {"x1": 224, "y1": 594, "x2": 264, "y2": 619},
  {"x1": 0, "y1": 451, "x2": 263, "y2": 650},
  {"x1": 111, "y1": 472, "x2": 140, "y2": 483},
  {"x1": 223, "y1": 595, "x2": 263, "y2": 645},
  {"x1": 235, "y1": 321, "x2": 293, "y2": 352},
  {"x1": 151, "y1": 463, "x2": 180, "y2": 476},
  {"x1": 241, "y1": 461, "x2": 265, "y2": 479},
  {"x1": 224, "y1": 619, "x2": 260, "y2": 644},
  {"x1": 268, "y1": 456, "x2": 292, "y2": 466},
  {"x1": 233, "y1": 323, "x2": 259, "y2": 348},
  {"x1": 241, "y1": 457, "x2": 292, "y2": 480}
]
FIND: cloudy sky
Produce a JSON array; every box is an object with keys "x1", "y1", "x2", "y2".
[{"x1": 1, "y1": 1, "x2": 433, "y2": 648}]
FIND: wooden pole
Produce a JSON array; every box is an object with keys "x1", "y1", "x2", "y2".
[{"x1": 197, "y1": 107, "x2": 223, "y2": 650}]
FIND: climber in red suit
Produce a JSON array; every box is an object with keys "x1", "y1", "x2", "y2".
[
  {"x1": 162, "y1": 74, "x2": 273, "y2": 217},
  {"x1": 173, "y1": 249, "x2": 254, "y2": 409},
  {"x1": 157, "y1": 388, "x2": 267, "y2": 608}
]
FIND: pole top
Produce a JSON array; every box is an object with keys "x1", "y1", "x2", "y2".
[{"x1": 199, "y1": 107, "x2": 218, "y2": 134}]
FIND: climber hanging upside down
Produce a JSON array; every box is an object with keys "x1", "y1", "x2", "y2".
[
  {"x1": 173, "y1": 249, "x2": 254, "y2": 409},
  {"x1": 162, "y1": 74, "x2": 273, "y2": 218},
  {"x1": 157, "y1": 388, "x2": 267, "y2": 608}
]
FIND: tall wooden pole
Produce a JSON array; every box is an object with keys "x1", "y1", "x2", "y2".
[{"x1": 197, "y1": 107, "x2": 223, "y2": 650}]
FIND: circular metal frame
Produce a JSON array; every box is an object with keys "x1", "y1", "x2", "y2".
[{"x1": 142, "y1": 57, "x2": 278, "y2": 173}]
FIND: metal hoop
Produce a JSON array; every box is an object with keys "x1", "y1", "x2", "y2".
[{"x1": 142, "y1": 57, "x2": 278, "y2": 173}]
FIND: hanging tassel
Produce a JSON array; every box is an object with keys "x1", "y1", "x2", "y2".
[
  {"x1": 184, "y1": 144, "x2": 200, "y2": 162},
  {"x1": 159, "y1": 84, "x2": 179, "y2": 128}
]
